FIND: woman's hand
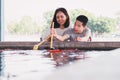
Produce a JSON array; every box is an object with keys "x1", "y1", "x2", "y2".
[{"x1": 50, "y1": 28, "x2": 58, "y2": 37}]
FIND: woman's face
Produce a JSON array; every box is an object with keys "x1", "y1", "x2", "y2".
[{"x1": 56, "y1": 11, "x2": 67, "y2": 26}]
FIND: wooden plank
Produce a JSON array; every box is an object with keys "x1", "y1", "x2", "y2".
[{"x1": 0, "y1": 41, "x2": 120, "y2": 50}]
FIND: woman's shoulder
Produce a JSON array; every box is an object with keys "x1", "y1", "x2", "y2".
[
  {"x1": 68, "y1": 24, "x2": 73, "y2": 28},
  {"x1": 64, "y1": 28, "x2": 73, "y2": 33}
]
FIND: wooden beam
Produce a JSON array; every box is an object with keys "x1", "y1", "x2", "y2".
[{"x1": 0, "y1": 41, "x2": 120, "y2": 50}]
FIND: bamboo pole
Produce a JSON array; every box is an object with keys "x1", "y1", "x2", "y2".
[{"x1": 50, "y1": 22, "x2": 54, "y2": 49}]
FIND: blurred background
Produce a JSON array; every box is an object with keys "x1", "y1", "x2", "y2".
[{"x1": 3, "y1": 0, "x2": 120, "y2": 41}]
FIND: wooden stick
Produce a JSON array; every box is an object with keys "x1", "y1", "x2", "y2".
[{"x1": 50, "y1": 22, "x2": 54, "y2": 49}]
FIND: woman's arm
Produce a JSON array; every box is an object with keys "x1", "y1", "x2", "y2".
[
  {"x1": 54, "y1": 34, "x2": 69, "y2": 41},
  {"x1": 51, "y1": 28, "x2": 70, "y2": 41}
]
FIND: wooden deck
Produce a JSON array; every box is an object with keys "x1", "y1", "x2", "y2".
[{"x1": 0, "y1": 41, "x2": 120, "y2": 50}]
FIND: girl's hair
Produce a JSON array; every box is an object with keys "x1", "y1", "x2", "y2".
[
  {"x1": 52, "y1": 7, "x2": 70, "y2": 28},
  {"x1": 76, "y1": 15, "x2": 88, "y2": 26}
]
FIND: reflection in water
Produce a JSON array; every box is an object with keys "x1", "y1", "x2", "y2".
[
  {"x1": 44, "y1": 48, "x2": 120, "y2": 80},
  {"x1": 0, "y1": 50, "x2": 87, "y2": 80},
  {"x1": 1, "y1": 50, "x2": 56, "y2": 80},
  {"x1": 2, "y1": 49, "x2": 120, "y2": 80},
  {"x1": 44, "y1": 50, "x2": 86, "y2": 67},
  {"x1": 0, "y1": 48, "x2": 120, "y2": 80}
]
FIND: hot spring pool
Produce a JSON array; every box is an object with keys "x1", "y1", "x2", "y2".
[{"x1": 0, "y1": 49, "x2": 120, "y2": 80}]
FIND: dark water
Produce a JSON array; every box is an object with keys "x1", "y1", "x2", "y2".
[{"x1": 1, "y1": 49, "x2": 120, "y2": 80}]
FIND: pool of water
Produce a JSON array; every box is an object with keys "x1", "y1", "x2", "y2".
[{"x1": 1, "y1": 49, "x2": 120, "y2": 80}]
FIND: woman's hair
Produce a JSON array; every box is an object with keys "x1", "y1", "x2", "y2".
[
  {"x1": 76, "y1": 15, "x2": 88, "y2": 26},
  {"x1": 53, "y1": 7, "x2": 70, "y2": 28}
]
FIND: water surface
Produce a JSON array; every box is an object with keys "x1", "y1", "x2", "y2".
[{"x1": 0, "y1": 49, "x2": 120, "y2": 80}]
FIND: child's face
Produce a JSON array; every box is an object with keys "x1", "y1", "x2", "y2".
[
  {"x1": 56, "y1": 11, "x2": 67, "y2": 26},
  {"x1": 74, "y1": 20, "x2": 85, "y2": 33}
]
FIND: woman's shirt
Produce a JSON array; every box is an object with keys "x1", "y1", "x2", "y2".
[
  {"x1": 55, "y1": 28, "x2": 70, "y2": 36},
  {"x1": 43, "y1": 25, "x2": 72, "y2": 41},
  {"x1": 53, "y1": 27, "x2": 71, "y2": 41}
]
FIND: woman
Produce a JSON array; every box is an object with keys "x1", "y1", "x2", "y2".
[
  {"x1": 49, "y1": 7, "x2": 71, "y2": 41},
  {"x1": 52, "y1": 7, "x2": 71, "y2": 35}
]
